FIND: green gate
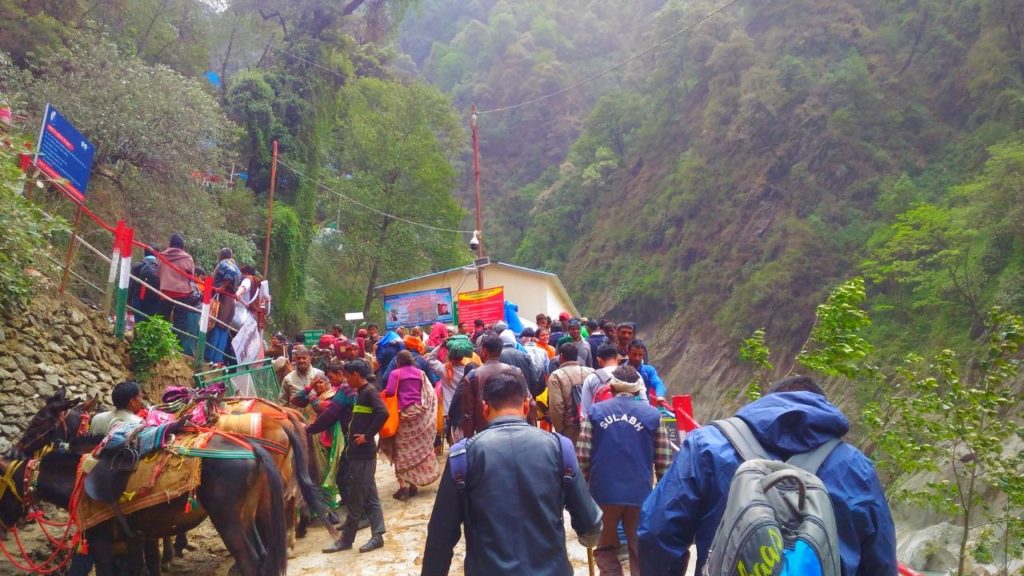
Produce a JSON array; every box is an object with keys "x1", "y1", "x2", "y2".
[{"x1": 193, "y1": 357, "x2": 281, "y2": 401}]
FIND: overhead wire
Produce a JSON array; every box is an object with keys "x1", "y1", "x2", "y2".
[
  {"x1": 476, "y1": 0, "x2": 744, "y2": 115},
  {"x1": 269, "y1": 46, "x2": 349, "y2": 82},
  {"x1": 276, "y1": 157, "x2": 476, "y2": 234}
]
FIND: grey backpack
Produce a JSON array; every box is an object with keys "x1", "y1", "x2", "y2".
[{"x1": 703, "y1": 417, "x2": 842, "y2": 576}]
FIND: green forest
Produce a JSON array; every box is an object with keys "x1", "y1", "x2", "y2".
[
  {"x1": 4, "y1": 0, "x2": 1024, "y2": 571},
  {"x1": 398, "y1": 0, "x2": 1024, "y2": 369}
]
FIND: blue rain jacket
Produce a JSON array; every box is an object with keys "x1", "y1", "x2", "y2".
[{"x1": 637, "y1": 391, "x2": 897, "y2": 576}]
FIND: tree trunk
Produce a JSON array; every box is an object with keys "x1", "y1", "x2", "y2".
[
  {"x1": 957, "y1": 471, "x2": 977, "y2": 576},
  {"x1": 220, "y1": 17, "x2": 239, "y2": 93},
  {"x1": 136, "y1": 0, "x2": 172, "y2": 55},
  {"x1": 362, "y1": 216, "x2": 392, "y2": 316}
]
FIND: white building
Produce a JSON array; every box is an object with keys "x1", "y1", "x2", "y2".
[{"x1": 375, "y1": 261, "x2": 578, "y2": 325}]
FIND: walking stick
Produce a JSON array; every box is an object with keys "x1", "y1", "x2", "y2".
[{"x1": 587, "y1": 546, "x2": 596, "y2": 576}]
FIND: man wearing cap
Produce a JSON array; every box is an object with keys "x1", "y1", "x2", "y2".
[
  {"x1": 567, "y1": 319, "x2": 593, "y2": 369},
  {"x1": 578, "y1": 365, "x2": 672, "y2": 576},
  {"x1": 129, "y1": 247, "x2": 161, "y2": 320}
]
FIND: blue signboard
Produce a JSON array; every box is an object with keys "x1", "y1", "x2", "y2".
[
  {"x1": 383, "y1": 288, "x2": 454, "y2": 330},
  {"x1": 35, "y1": 104, "x2": 95, "y2": 203}
]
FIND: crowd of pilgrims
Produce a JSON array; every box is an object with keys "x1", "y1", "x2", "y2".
[{"x1": 261, "y1": 313, "x2": 670, "y2": 557}]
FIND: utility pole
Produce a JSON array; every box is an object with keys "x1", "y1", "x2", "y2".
[
  {"x1": 263, "y1": 140, "x2": 278, "y2": 279},
  {"x1": 471, "y1": 106, "x2": 485, "y2": 290}
]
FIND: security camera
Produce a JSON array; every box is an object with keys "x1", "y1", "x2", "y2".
[{"x1": 469, "y1": 230, "x2": 481, "y2": 251}]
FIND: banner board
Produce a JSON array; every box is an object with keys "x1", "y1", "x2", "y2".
[
  {"x1": 383, "y1": 288, "x2": 454, "y2": 330},
  {"x1": 457, "y1": 287, "x2": 505, "y2": 326},
  {"x1": 35, "y1": 104, "x2": 95, "y2": 203}
]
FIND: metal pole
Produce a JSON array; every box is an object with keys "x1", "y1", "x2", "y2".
[
  {"x1": 59, "y1": 203, "x2": 85, "y2": 294},
  {"x1": 263, "y1": 140, "x2": 278, "y2": 279},
  {"x1": 471, "y1": 106, "x2": 485, "y2": 290}
]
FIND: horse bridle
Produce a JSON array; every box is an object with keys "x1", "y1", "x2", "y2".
[{"x1": 0, "y1": 459, "x2": 25, "y2": 533}]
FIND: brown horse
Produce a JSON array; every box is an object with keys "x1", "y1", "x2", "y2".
[
  {"x1": 0, "y1": 433, "x2": 288, "y2": 576},
  {"x1": 9, "y1": 391, "x2": 337, "y2": 574}
]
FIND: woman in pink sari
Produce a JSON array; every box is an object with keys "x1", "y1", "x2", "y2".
[{"x1": 381, "y1": 350, "x2": 440, "y2": 500}]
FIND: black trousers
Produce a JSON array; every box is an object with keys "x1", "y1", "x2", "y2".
[{"x1": 340, "y1": 457, "x2": 386, "y2": 543}]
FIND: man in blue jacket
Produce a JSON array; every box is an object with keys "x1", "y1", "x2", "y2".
[
  {"x1": 637, "y1": 376, "x2": 897, "y2": 576},
  {"x1": 625, "y1": 339, "x2": 665, "y2": 403},
  {"x1": 421, "y1": 371, "x2": 603, "y2": 575}
]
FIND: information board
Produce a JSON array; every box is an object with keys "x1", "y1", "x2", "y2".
[
  {"x1": 383, "y1": 288, "x2": 454, "y2": 330},
  {"x1": 302, "y1": 330, "x2": 325, "y2": 346},
  {"x1": 456, "y1": 287, "x2": 505, "y2": 327},
  {"x1": 35, "y1": 104, "x2": 95, "y2": 203}
]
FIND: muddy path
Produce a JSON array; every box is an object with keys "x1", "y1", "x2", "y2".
[{"x1": 1, "y1": 459, "x2": 694, "y2": 575}]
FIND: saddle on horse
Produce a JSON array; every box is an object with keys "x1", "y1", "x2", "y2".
[{"x1": 83, "y1": 420, "x2": 185, "y2": 535}]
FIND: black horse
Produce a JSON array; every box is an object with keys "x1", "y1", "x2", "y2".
[{"x1": 0, "y1": 433, "x2": 288, "y2": 576}]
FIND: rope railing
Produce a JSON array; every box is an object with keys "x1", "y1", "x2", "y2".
[
  {"x1": 39, "y1": 242, "x2": 232, "y2": 358},
  {"x1": 30, "y1": 170, "x2": 245, "y2": 303},
  {"x1": 39, "y1": 251, "x2": 107, "y2": 298},
  {"x1": 28, "y1": 184, "x2": 249, "y2": 367}
]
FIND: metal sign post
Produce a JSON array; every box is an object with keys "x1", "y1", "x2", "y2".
[
  {"x1": 345, "y1": 311, "x2": 365, "y2": 338},
  {"x1": 58, "y1": 203, "x2": 85, "y2": 294}
]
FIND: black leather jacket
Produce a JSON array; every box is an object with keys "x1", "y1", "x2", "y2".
[{"x1": 421, "y1": 416, "x2": 603, "y2": 576}]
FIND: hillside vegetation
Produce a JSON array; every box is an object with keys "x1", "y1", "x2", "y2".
[{"x1": 403, "y1": 0, "x2": 1024, "y2": 372}]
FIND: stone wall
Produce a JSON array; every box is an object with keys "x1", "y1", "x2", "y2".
[{"x1": 0, "y1": 290, "x2": 130, "y2": 454}]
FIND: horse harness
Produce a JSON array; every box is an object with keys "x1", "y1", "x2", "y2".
[{"x1": 0, "y1": 445, "x2": 51, "y2": 532}]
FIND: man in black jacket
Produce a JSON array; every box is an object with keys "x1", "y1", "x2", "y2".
[
  {"x1": 422, "y1": 372, "x2": 603, "y2": 576},
  {"x1": 318, "y1": 359, "x2": 389, "y2": 554}
]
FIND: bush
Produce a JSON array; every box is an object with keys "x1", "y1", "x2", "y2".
[
  {"x1": 130, "y1": 316, "x2": 181, "y2": 380},
  {"x1": 0, "y1": 136, "x2": 67, "y2": 313}
]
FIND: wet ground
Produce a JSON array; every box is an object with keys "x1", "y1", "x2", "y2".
[{"x1": 1, "y1": 459, "x2": 695, "y2": 575}]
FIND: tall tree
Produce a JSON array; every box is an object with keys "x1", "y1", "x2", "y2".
[{"x1": 328, "y1": 77, "x2": 468, "y2": 315}]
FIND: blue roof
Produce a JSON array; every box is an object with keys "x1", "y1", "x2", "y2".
[{"x1": 375, "y1": 260, "x2": 556, "y2": 290}]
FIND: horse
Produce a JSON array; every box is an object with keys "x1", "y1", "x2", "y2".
[
  {"x1": 10, "y1": 386, "x2": 96, "y2": 459},
  {"x1": 0, "y1": 432, "x2": 288, "y2": 576},
  {"x1": 8, "y1": 389, "x2": 337, "y2": 575}
]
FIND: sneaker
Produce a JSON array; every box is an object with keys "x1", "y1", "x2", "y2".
[
  {"x1": 359, "y1": 535, "x2": 384, "y2": 553},
  {"x1": 322, "y1": 540, "x2": 353, "y2": 554}
]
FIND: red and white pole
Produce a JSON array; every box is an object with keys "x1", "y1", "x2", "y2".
[
  {"x1": 104, "y1": 220, "x2": 126, "y2": 315},
  {"x1": 195, "y1": 280, "x2": 214, "y2": 369},
  {"x1": 113, "y1": 227, "x2": 134, "y2": 339}
]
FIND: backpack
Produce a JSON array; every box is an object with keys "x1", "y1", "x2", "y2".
[
  {"x1": 445, "y1": 362, "x2": 478, "y2": 434},
  {"x1": 568, "y1": 365, "x2": 596, "y2": 425},
  {"x1": 704, "y1": 417, "x2": 842, "y2": 576},
  {"x1": 582, "y1": 370, "x2": 614, "y2": 412}
]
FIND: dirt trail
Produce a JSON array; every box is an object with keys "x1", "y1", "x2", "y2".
[
  {"x1": 1, "y1": 460, "x2": 694, "y2": 576},
  {"x1": 187, "y1": 460, "x2": 693, "y2": 575}
]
